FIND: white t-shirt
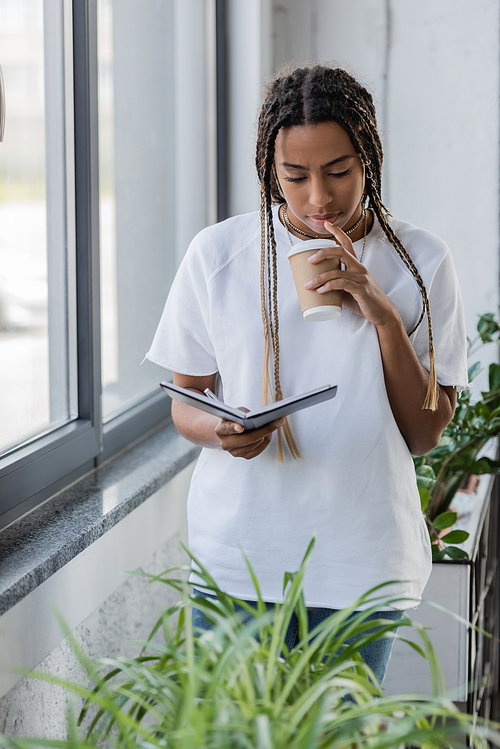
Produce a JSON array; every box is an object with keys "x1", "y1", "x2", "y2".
[{"x1": 146, "y1": 207, "x2": 468, "y2": 610}]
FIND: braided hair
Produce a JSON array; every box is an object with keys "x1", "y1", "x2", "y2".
[{"x1": 255, "y1": 65, "x2": 438, "y2": 460}]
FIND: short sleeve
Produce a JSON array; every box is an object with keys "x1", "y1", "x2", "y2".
[
  {"x1": 145, "y1": 235, "x2": 218, "y2": 376},
  {"x1": 410, "y1": 249, "x2": 468, "y2": 391}
]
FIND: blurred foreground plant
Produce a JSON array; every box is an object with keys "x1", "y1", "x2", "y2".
[
  {"x1": 415, "y1": 311, "x2": 500, "y2": 561},
  {"x1": 0, "y1": 538, "x2": 499, "y2": 748}
]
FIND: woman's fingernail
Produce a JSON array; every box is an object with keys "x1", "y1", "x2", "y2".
[
  {"x1": 234, "y1": 424, "x2": 244, "y2": 433},
  {"x1": 317, "y1": 285, "x2": 325, "y2": 293},
  {"x1": 304, "y1": 281, "x2": 313, "y2": 288},
  {"x1": 275, "y1": 418, "x2": 286, "y2": 427},
  {"x1": 308, "y1": 253, "x2": 318, "y2": 261}
]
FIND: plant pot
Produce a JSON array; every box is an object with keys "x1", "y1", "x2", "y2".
[{"x1": 384, "y1": 474, "x2": 499, "y2": 715}]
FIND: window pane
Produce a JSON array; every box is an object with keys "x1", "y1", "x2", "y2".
[
  {"x1": 98, "y1": 0, "x2": 215, "y2": 422},
  {"x1": 0, "y1": 0, "x2": 76, "y2": 455}
]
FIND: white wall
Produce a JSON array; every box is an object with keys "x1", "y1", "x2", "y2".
[
  {"x1": 275, "y1": 0, "x2": 389, "y2": 119},
  {"x1": 385, "y1": 0, "x2": 499, "y2": 364},
  {"x1": 273, "y1": 0, "x2": 316, "y2": 69}
]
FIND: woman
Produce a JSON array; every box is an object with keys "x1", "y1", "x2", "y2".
[{"x1": 145, "y1": 66, "x2": 468, "y2": 684}]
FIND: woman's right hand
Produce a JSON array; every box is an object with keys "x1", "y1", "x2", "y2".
[{"x1": 215, "y1": 416, "x2": 285, "y2": 460}]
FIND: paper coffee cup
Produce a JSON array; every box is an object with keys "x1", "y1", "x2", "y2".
[{"x1": 287, "y1": 238, "x2": 343, "y2": 322}]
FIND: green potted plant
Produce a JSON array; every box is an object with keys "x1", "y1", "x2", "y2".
[
  {"x1": 384, "y1": 313, "x2": 500, "y2": 701},
  {"x1": 415, "y1": 312, "x2": 500, "y2": 561},
  {"x1": 0, "y1": 539, "x2": 498, "y2": 749}
]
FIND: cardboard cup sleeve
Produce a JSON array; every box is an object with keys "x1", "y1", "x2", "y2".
[{"x1": 287, "y1": 238, "x2": 343, "y2": 322}]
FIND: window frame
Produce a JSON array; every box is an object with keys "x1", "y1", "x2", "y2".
[
  {"x1": 0, "y1": 0, "x2": 227, "y2": 529},
  {"x1": 0, "y1": 0, "x2": 101, "y2": 529}
]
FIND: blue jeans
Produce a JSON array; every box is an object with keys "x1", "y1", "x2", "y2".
[{"x1": 191, "y1": 588, "x2": 402, "y2": 686}]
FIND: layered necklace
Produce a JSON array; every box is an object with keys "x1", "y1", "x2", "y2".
[{"x1": 281, "y1": 204, "x2": 369, "y2": 262}]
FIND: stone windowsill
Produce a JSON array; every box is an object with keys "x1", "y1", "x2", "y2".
[{"x1": 0, "y1": 422, "x2": 200, "y2": 617}]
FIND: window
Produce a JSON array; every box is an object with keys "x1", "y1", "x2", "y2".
[
  {"x1": 0, "y1": 0, "x2": 222, "y2": 528},
  {"x1": 0, "y1": 0, "x2": 76, "y2": 454}
]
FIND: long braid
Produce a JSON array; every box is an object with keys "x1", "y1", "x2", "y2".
[
  {"x1": 259, "y1": 118, "x2": 301, "y2": 460},
  {"x1": 372, "y1": 196, "x2": 438, "y2": 409},
  {"x1": 259, "y1": 191, "x2": 271, "y2": 405}
]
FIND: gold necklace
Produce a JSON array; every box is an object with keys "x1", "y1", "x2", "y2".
[
  {"x1": 284, "y1": 205, "x2": 369, "y2": 263},
  {"x1": 282, "y1": 203, "x2": 365, "y2": 241}
]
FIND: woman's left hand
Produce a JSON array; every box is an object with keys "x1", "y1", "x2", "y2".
[{"x1": 305, "y1": 221, "x2": 398, "y2": 330}]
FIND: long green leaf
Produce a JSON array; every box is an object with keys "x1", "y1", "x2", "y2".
[{"x1": 467, "y1": 361, "x2": 482, "y2": 381}]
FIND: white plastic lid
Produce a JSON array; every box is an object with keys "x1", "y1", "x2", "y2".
[
  {"x1": 286, "y1": 238, "x2": 338, "y2": 259},
  {"x1": 303, "y1": 305, "x2": 342, "y2": 321}
]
